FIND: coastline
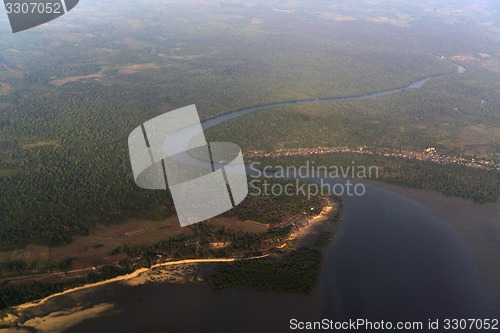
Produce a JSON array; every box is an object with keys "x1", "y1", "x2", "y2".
[
  {"x1": 4, "y1": 178, "x2": 496, "y2": 332},
  {"x1": 13, "y1": 258, "x2": 238, "y2": 312},
  {"x1": 0, "y1": 198, "x2": 339, "y2": 332}
]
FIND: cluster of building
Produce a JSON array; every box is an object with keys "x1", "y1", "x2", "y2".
[
  {"x1": 247, "y1": 146, "x2": 499, "y2": 171},
  {"x1": 377, "y1": 147, "x2": 499, "y2": 171},
  {"x1": 247, "y1": 146, "x2": 366, "y2": 158}
]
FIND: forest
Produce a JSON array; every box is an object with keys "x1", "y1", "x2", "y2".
[
  {"x1": 0, "y1": 195, "x2": 330, "y2": 310},
  {"x1": 0, "y1": 0, "x2": 498, "y2": 265},
  {"x1": 208, "y1": 249, "x2": 321, "y2": 293},
  {"x1": 206, "y1": 60, "x2": 499, "y2": 203},
  {"x1": 0, "y1": 0, "x2": 498, "y2": 316}
]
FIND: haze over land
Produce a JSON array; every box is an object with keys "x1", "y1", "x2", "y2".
[{"x1": 0, "y1": 0, "x2": 499, "y2": 331}]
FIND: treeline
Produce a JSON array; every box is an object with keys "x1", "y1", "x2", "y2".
[
  {"x1": 208, "y1": 248, "x2": 321, "y2": 292},
  {"x1": 227, "y1": 178, "x2": 323, "y2": 223},
  {"x1": 0, "y1": 244, "x2": 319, "y2": 310}
]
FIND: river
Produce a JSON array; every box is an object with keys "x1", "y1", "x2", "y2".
[
  {"x1": 64, "y1": 59, "x2": 500, "y2": 332},
  {"x1": 206, "y1": 59, "x2": 499, "y2": 330},
  {"x1": 201, "y1": 59, "x2": 464, "y2": 130}
]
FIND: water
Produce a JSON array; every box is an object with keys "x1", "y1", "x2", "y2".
[
  {"x1": 316, "y1": 179, "x2": 498, "y2": 331},
  {"x1": 255, "y1": 167, "x2": 499, "y2": 329},
  {"x1": 67, "y1": 60, "x2": 500, "y2": 332},
  {"x1": 202, "y1": 58, "x2": 500, "y2": 330},
  {"x1": 65, "y1": 177, "x2": 499, "y2": 333}
]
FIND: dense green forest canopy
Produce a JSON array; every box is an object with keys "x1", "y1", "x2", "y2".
[{"x1": 0, "y1": 0, "x2": 498, "y2": 249}]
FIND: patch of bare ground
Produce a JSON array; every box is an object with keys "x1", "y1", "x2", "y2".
[
  {"x1": 0, "y1": 83, "x2": 15, "y2": 95},
  {"x1": 49, "y1": 70, "x2": 105, "y2": 86},
  {"x1": 454, "y1": 124, "x2": 500, "y2": 155},
  {"x1": 0, "y1": 216, "x2": 268, "y2": 268},
  {"x1": 117, "y1": 63, "x2": 158, "y2": 74}
]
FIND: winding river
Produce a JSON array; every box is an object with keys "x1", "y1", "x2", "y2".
[
  {"x1": 201, "y1": 59, "x2": 465, "y2": 130},
  {"x1": 65, "y1": 60, "x2": 499, "y2": 332},
  {"x1": 201, "y1": 60, "x2": 500, "y2": 331}
]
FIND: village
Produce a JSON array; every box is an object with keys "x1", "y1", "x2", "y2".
[{"x1": 247, "y1": 146, "x2": 499, "y2": 171}]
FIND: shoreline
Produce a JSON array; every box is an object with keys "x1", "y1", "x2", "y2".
[
  {"x1": 12, "y1": 258, "x2": 238, "y2": 312},
  {"x1": 1, "y1": 197, "x2": 339, "y2": 331},
  {"x1": 5, "y1": 178, "x2": 495, "y2": 332}
]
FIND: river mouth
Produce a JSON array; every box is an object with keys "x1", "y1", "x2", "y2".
[
  {"x1": 200, "y1": 58, "x2": 500, "y2": 324},
  {"x1": 76, "y1": 58, "x2": 498, "y2": 330},
  {"x1": 60, "y1": 175, "x2": 499, "y2": 333},
  {"x1": 251, "y1": 168, "x2": 499, "y2": 327},
  {"x1": 17, "y1": 58, "x2": 500, "y2": 332}
]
